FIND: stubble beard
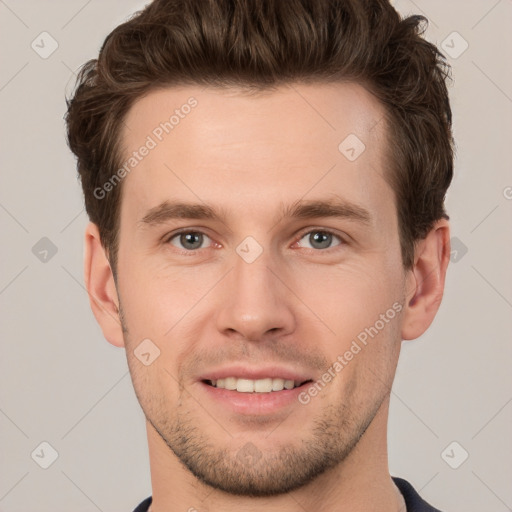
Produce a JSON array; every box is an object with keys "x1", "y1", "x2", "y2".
[
  {"x1": 119, "y1": 303, "x2": 389, "y2": 497},
  {"x1": 144, "y1": 388, "x2": 386, "y2": 497}
]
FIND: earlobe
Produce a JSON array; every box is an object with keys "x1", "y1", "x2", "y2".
[
  {"x1": 401, "y1": 219, "x2": 451, "y2": 341},
  {"x1": 84, "y1": 222, "x2": 125, "y2": 347}
]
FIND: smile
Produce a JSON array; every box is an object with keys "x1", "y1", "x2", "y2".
[{"x1": 205, "y1": 377, "x2": 311, "y2": 393}]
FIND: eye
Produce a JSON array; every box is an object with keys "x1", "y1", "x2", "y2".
[
  {"x1": 296, "y1": 230, "x2": 343, "y2": 250},
  {"x1": 168, "y1": 231, "x2": 212, "y2": 251}
]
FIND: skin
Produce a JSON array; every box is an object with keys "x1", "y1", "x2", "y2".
[{"x1": 84, "y1": 82, "x2": 450, "y2": 512}]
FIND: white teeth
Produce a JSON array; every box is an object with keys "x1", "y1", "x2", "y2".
[
  {"x1": 272, "y1": 378, "x2": 285, "y2": 391},
  {"x1": 284, "y1": 379, "x2": 294, "y2": 390},
  {"x1": 254, "y1": 378, "x2": 273, "y2": 393},
  {"x1": 236, "y1": 379, "x2": 254, "y2": 393},
  {"x1": 210, "y1": 377, "x2": 305, "y2": 393},
  {"x1": 224, "y1": 377, "x2": 237, "y2": 390}
]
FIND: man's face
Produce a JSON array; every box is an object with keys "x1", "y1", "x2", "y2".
[{"x1": 116, "y1": 83, "x2": 407, "y2": 495}]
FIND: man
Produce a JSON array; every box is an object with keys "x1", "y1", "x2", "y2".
[{"x1": 65, "y1": 0, "x2": 453, "y2": 510}]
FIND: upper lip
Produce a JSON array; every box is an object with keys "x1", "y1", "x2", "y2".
[{"x1": 198, "y1": 365, "x2": 313, "y2": 383}]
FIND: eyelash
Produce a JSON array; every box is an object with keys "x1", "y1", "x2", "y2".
[
  {"x1": 294, "y1": 228, "x2": 346, "y2": 251},
  {"x1": 164, "y1": 228, "x2": 347, "y2": 253}
]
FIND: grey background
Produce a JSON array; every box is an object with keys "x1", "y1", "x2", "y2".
[{"x1": 1, "y1": 0, "x2": 511, "y2": 510}]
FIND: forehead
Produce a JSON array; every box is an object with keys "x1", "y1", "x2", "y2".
[{"x1": 119, "y1": 82, "x2": 392, "y2": 225}]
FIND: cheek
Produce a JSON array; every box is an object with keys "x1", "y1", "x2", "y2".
[
  {"x1": 293, "y1": 258, "x2": 403, "y2": 337},
  {"x1": 117, "y1": 251, "x2": 207, "y2": 338},
  {"x1": 325, "y1": 303, "x2": 402, "y2": 412},
  {"x1": 126, "y1": 350, "x2": 182, "y2": 424},
  {"x1": 117, "y1": 263, "x2": 220, "y2": 391},
  {"x1": 292, "y1": 255, "x2": 405, "y2": 396}
]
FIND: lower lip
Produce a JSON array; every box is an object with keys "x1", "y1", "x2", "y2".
[{"x1": 199, "y1": 381, "x2": 310, "y2": 415}]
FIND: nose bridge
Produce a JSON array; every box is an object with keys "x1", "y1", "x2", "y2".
[
  {"x1": 215, "y1": 244, "x2": 295, "y2": 340},
  {"x1": 234, "y1": 254, "x2": 275, "y2": 307}
]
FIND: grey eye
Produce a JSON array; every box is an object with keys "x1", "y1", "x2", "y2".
[
  {"x1": 298, "y1": 231, "x2": 341, "y2": 250},
  {"x1": 170, "y1": 232, "x2": 210, "y2": 250}
]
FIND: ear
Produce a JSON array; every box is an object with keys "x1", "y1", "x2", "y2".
[
  {"x1": 401, "y1": 219, "x2": 450, "y2": 340},
  {"x1": 84, "y1": 222, "x2": 125, "y2": 347}
]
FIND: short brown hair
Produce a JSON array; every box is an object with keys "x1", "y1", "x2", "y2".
[{"x1": 66, "y1": 0, "x2": 454, "y2": 273}]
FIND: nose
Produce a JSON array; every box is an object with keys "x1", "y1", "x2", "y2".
[{"x1": 214, "y1": 251, "x2": 296, "y2": 342}]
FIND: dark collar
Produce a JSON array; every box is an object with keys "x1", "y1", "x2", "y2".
[{"x1": 133, "y1": 477, "x2": 444, "y2": 512}]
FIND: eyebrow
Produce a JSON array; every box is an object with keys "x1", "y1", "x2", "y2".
[
  {"x1": 280, "y1": 198, "x2": 372, "y2": 225},
  {"x1": 138, "y1": 201, "x2": 219, "y2": 226},
  {"x1": 137, "y1": 198, "x2": 372, "y2": 228}
]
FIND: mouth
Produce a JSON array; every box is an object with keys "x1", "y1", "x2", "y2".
[
  {"x1": 203, "y1": 377, "x2": 312, "y2": 393},
  {"x1": 197, "y1": 366, "x2": 315, "y2": 415}
]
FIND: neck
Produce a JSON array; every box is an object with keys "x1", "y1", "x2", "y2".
[{"x1": 147, "y1": 396, "x2": 404, "y2": 512}]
